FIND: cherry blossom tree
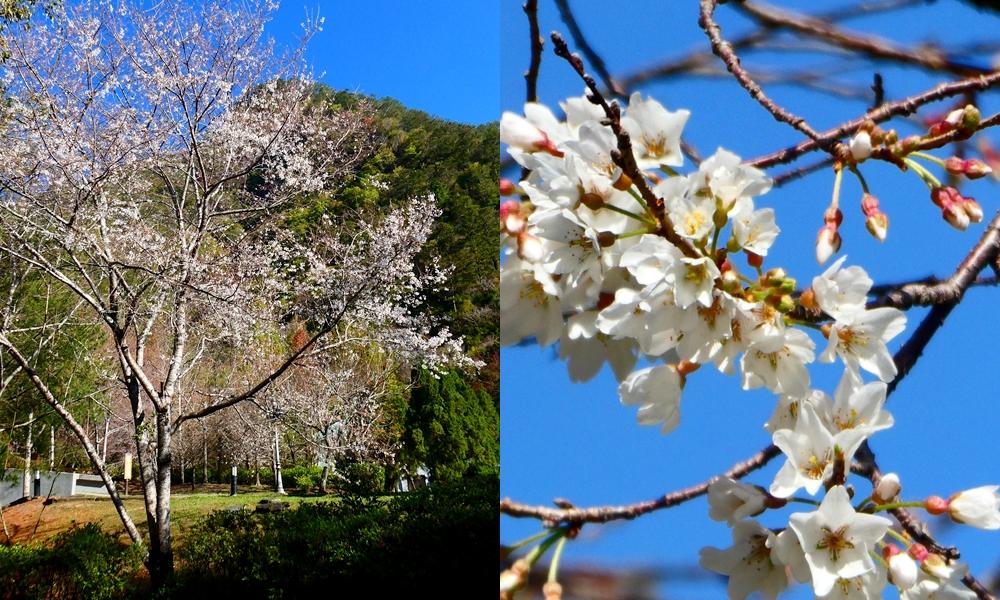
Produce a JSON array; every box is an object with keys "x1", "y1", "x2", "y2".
[
  {"x1": 501, "y1": 2, "x2": 1000, "y2": 599},
  {"x1": 0, "y1": 0, "x2": 469, "y2": 586}
]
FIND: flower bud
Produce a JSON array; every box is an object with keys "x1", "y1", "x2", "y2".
[
  {"x1": 745, "y1": 251, "x2": 763, "y2": 269},
  {"x1": 596, "y1": 231, "x2": 617, "y2": 248},
  {"x1": 860, "y1": 194, "x2": 888, "y2": 242},
  {"x1": 874, "y1": 473, "x2": 901, "y2": 504},
  {"x1": 886, "y1": 548, "x2": 919, "y2": 589},
  {"x1": 945, "y1": 157, "x2": 993, "y2": 180},
  {"x1": 849, "y1": 130, "x2": 873, "y2": 162},
  {"x1": 777, "y1": 294, "x2": 796, "y2": 313},
  {"x1": 943, "y1": 203, "x2": 971, "y2": 231},
  {"x1": 960, "y1": 104, "x2": 981, "y2": 131},
  {"x1": 921, "y1": 553, "x2": 951, "y2": 579},
  {"x1": 962, "y1": 198, "x2": 983, "y2": 224},
  {"x1": 500, "y1": 559, "x2": 530, "y2": 594},
  {"x1": 517, "y1": 232, "x2": 545, "y2": 262},
  {"x1": 816, "y1": 224, "x2": 841, "y2": 264},
  {"x1": 500, "y1": 178, "x2": 517, "y2": 196},
  {"x1": 865, "y1": 212, "x2": 889, "y2": 242},
  {"x1": 501, "y1": 200, "x2": 526, "y2": 234},
  {"x1": 947, "y1": 485, "x2": 1000, "y2": 529},
  {"x1": 543, "y1": 582, "x2": 563, "y2": 600},
  {"x1": 925, "y1": 495, "x2": 950, "y2": 515},
  {"x1": 908, "y1": 543, "x2": 929, "y2": 562}
]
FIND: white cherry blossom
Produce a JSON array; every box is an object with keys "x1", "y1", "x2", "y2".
[
  {"x1": 699, "y1": 520, "x2": 790, "y2": 600},
  {"x1": 770, "y1": 404, "x2": 864, "y2": 497},
  {"x1": 618, "y1": 363, "x2": 683, "y2": 434},
  {"x1": 787, "y1": 486, "x2": 891, "y2": 596},
  {"x1": 707, "y1": 477, "x2": 769, "y2": 525},
  {"x1": 622, "y1": 92, "x2": 689, "y2": 169}
]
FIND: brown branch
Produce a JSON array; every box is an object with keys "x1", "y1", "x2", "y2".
[
  {"x1": 500, "y1": 444, "x2": 781, "y2": 525},
  {"x1": 735, "y1": 0, "x2": 991, "y2": 78},
  {"x1": 620, "y1": 0, "x2": 919, "y2": 90},
  {"x1": 699, "y1": 0, "x2": 832, "y2": 148},
  {"x1": 523, "y1": 0, "x2": 542, "y2": 103},
  {"x1": 553, "y1": 0, "x2": 624, "y2": 97},
  {"x1": 550, "y1": 32, "x2": 700, "y2": 259},
  {"x1": 746, "y1": 72, "x2": 1000, "y2": 169}
]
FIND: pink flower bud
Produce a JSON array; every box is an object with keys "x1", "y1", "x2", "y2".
[
  {"x1": 500, "y1": 179, "x2": 516, "y2": 196},
  {"x1": 501, "y1": 200, "x2": 525, "y2": 234},
  {"x1": 908, "y1": 543, "x2": 929, "y2": 562},
  {"x1": 945, "y1": 158, "x2": 993, "y2": 180},
  {"x1": 925, "y1": 495, "x2": 950, "y2": 515}
]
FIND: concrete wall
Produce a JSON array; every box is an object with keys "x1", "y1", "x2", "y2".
[{"x1": 1, "y1": 469, "x2": 110, "y2": 506}]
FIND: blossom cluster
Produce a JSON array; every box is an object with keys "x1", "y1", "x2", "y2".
[{"x1": 500, "y1": 92, "x2": 1000, "y2": 598}]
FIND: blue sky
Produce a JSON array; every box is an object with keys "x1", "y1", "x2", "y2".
[
  {"x1": 268, "y1": 1, "x2": 498, "y2": 125},
  {"x1": 501, "y1": 1, "x2": 1000, "y2": 598}
]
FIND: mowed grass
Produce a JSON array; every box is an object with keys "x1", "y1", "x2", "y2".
[{"x1": 0, "y1": 487, "x2": 336, "y2": 546}]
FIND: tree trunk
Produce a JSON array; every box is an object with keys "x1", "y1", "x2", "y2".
[
  {"x1": 101, "y1": 418, "x2": 109, "y2": 463},
  {"x1": 48, "y1": 426, "x2": 54, "y2": 471},
  {"x1": 202, "y1": 422, "x2": 208, "y2": 485},
  {"x1": 254, "y1": 450, "x2": 261, "y2": 487},
  {"x1": 319, "y1": 464, "x2": 329, "y2": 494},
  {"x1": 272, "y1": 425, "x2": 284, "y2": 494},
  {"x1": 22, "y1": 412, "x2": 32, "y2": 498}
]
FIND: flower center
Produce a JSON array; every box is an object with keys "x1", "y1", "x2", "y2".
[
  {"x1": 801, "y1": 450, "x2": 832, "y2": 480},
  {"x1": 817, "y1": 525, "x2": 855, "y2": 562}
]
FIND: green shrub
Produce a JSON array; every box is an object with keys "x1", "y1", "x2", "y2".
[
  {"x1": 175, "y1": 472, "x2": 498, "y2": 597},
  {"x1": 281, "y1": 465, "x2": 323, "y2": 492},
  {"x1": 0, "y1": 523, "x2": 143, "y2": 600},
  {"x1": 339, "y1": 460, "x2": 384, "y2": 494}
]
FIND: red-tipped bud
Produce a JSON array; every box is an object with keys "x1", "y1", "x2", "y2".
[
  {"x1": 925, "y1": 495, "x2": 950, "y2": 515},
  {"x1": 501, "y1": 200, "x2": 526, "y2": 234},
  {"x1": 928, "y1": 120, "x2": 956, "y2": 137},
  {"x1": 500, "y1": 179, "x2": 516, "y2": 196},
  {"x1": 931, "y1": 187, "x2": 971, "y2": 231},
  {"x1": 860, "y1": 193, "x2": 881, "y2": 217},
  {"x1": 745, "y1": 251, "x2": 763, "y2": 269},
  {"x1": 883, "y1": 545, "x2": 901, "y2": 559},
  {"x1": 945, "y1": 157, "x2": 994, "y2": 180},
  {"x1": 719, "y1": 259, "x2": 733, "y2": 273},
  {"x1": 908, "y1": 543, "x2": 930, "y2": 562}
]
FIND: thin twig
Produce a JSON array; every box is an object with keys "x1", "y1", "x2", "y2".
[
  {"x1": 553, "y1": 0, "x2": 624, "y2": 97},
  {"x1": 523, "y1": 0, "x2": 543, "y2": 103},
  {"x1": 736, "y1": 0, "x2": 991, "y2": 77},
  {"x1": 746, "y1": 72, "x2": 1000, "y2": 169},
  {"x1": 699, "y1": 0, "x2": 831, "y2": 147},
  {"x1": 500, "y1": 445, "x2": 781, "y2": 525}
]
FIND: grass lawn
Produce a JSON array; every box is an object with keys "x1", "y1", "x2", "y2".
[{"x1": 0, "y1": 486, "x2": 337, "y2": 546}]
